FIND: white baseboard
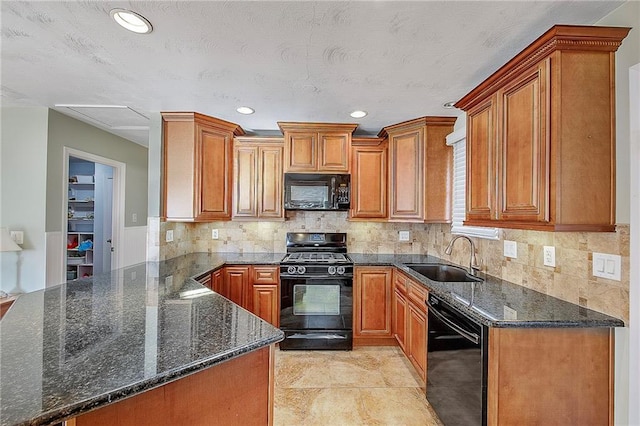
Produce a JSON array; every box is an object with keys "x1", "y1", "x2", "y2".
[{"x1": 122, "y1": 226, "x2": 147, "y2": 267}]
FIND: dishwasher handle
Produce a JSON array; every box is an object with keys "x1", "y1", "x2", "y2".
[{"x1": 427, "y1": 300, "x2": 480, "y2": 345}]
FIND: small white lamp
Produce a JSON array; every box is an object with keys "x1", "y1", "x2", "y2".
[{"x1": 0, "y1": 227, "x2": 22, "y2": 298}]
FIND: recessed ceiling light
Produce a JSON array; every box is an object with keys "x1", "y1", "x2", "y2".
[
  {"x1": 110, "y1": 9, "x2": 153, "y2": 34},
  {"x1": 350, "y1": 110, "x2": 367, "y2": 119},
  {"x1": 442, "y1": 101, "x2": 456, "y2": 109},
  {"x1": 236, "y1": 106, "x2": 255, "y2": 115}
]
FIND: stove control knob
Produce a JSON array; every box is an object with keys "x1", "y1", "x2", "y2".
[
  {"x1": 337, "y1": 266, "x2": 346, "y2": 275},
  {"x1": 287, "y1": 266, "x2": 297, "y2": 275},
  {"x1": 297, "y1": 266, "x2": 306, "y2": 275},
  {"x1": 328, "y1": 266, "x2": 336, "y2": 275}
]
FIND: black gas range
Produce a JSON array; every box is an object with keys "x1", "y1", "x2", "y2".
[{"x1": 279, "y1": 232, "x2": 353, "y2": 350}]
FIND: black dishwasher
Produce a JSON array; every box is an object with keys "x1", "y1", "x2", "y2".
[{"x1": 426, "y1": 294, "x2": 488, "y2": 426}]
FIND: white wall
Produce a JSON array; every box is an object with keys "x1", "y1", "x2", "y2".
[{"x1": 0, "y1": 108, "x2": 49, "y2": 294}]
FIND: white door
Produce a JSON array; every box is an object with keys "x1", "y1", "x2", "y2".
[{"x1": 94, "y1": 163, "x2": 114, "y2": 274}]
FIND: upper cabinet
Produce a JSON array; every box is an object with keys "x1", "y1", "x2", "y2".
[
  {"x1": 278, "y1": 122, "x2": 358, "y2": 172},
  {"x1": 162, "y1": 112, "x2": 244, "y2": 222},
  {"x1": 350, "y1": 137, "x2": 388, "y2": 220},
  {"x1": 233, "y1": 137, "x2": 284, "y2": 220},
  {"x1": 456, "y1": 25, "x2": 631, "y2": 232},
  {"x1": 379, "y1": 117, "x2": 456, "y2": 223}
]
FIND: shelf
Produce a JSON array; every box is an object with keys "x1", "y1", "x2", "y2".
[
  {"x1": 67, "y1": 248, "x2": 93, "y2": 252},
  {"x1": 69, "y1": 183, "x2": 94, "y2": 186},
  {"x1": 69, "y1": 200, "x2": 94, "y2": 203},
  {"x1": 68, "y1": 232, "x2": 94, "y2": 235},
  {"x1": 68, "y1": 218, "x2": 94, "y2": 221}
]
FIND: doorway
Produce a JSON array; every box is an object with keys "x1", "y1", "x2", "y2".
[{"x1": 62, "y1": 148, "x2": 125, "y2": 282}]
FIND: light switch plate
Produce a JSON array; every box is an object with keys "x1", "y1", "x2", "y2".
[
  {"x1": 398, "y1": 231, "x2": 410, "y2": 242},
  {"x1": 592, "y1": 252, "x2": 621, "y2": 281},
  {"x1": 504, "y1": 240, "x2": 517, "y2": 258},
  {"x1": 10, "y1": 231, "x2": 23, "y2": 245},
  {"x1": 543, "y1": 246, "x2": 556, "y2": 267},
  {"x1": 212, "y1": 229, "x2": 219, "y2": 240},
  {"x1": 165, "y1": 230, "x2": 174, "y2": 242}
]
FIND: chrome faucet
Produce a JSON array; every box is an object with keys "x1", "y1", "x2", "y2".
[{"x1": 444, "y1": 235, "x2": 481, "y2": 276}]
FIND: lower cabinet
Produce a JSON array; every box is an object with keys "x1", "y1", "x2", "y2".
[
  {"x1": 211, "y1": 265, "x2": 280, "y2": 328},
  {"x1": 392, "y1": 269, "x2": 428, "y2": 383},
  {"x1": 353, "y1": 267, "x2": 394, "y2": 345}
]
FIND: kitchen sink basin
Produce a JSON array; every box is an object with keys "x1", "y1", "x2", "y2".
[{"x1": 405, "y1": 263, "x2": 482, "y2": 282}]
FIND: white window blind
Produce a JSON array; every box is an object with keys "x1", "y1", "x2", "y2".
[{"x1": 446, "y1": 127, "x2": 499, "y2": 240}]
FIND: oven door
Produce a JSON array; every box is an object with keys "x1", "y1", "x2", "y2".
[{"x1": 279, "y1": 276, "x2": 352, "y2": 350}]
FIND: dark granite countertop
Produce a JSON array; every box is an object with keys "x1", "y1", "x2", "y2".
[
  {"x1": 0, "y1": 253, "x2": 285, "y2": 426},
  {"x1": 349, "y1": 253, "x2": 624, "y2": 328}
]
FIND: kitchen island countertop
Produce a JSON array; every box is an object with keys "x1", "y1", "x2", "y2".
[{"x1": 0, "y1": 252, "x2": 284, "y2": 426}]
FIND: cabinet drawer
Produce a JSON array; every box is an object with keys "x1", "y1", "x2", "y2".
[
  {"x1": 252, "y1": 266, "x2": 279, "y2": 284},
  {"x1": 407, "y1": 280, "x2": 427, "y2": 312}
]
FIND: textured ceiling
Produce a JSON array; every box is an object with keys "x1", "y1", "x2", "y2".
[{"x1": 1, "y1": 1, "x2": 624, "y2": 146}]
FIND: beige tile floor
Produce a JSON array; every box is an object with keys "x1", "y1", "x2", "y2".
[{"x1": 274, "y1": 346, "x2": 443, "y2": 426}]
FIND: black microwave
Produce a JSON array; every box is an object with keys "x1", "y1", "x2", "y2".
[{"x1": 284, "y1": 173, "x2": 350, "y2": 211}]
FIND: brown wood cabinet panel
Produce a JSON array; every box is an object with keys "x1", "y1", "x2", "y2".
[
  {"x1": 319, "y1": 132, "x2": 350, "y2": 171},
  {"x1": 74, "y1": 346, "x2": 273, "y2": 426},
  {"x1": 162, "y1": 112, "x2": 243, "y2": 222},
  {"x1": 487, "y1": 327, "x2": 613, "y2": 425},
  {"x1": 350, "y1": 138, "x2": 388, "y2": 219},
  {"x1": 407, "y1": 301, "x2": 427, "y2": 383},
  {"x1": 286, "y1": 132, "x2": 316, "y2": 171},
  {"x1": 457, "y1": 25, "x2": 630, "y2": 231},
  {"x1": 498, "y1": 61, "x2": 549, "y2": 223},
  {"x1": 392, "y1": 288, "x2": 407, "y2": 352},
  {"x1": 233, "y1": 145, "x2": 258, "y2": 217},
  {"x1": 195, "y1": 272, "x2": 212, "y2": 289},
  {"x1": 389, "y1": 127, "x2": 424, "y2": 221},
  {"x1": 252, "y1": 285, "x2": 279, "y2": 327},
  {"x1": 425, "y1": 125, "x2": 454, "y2": 223},
  {"x1": 212, "y1": 269, "x2": 223, "y2": 294},
  {"x1": 279, "y1": 122, "x2": 357, "y2": 172},
  {"x1": 354, "y1": 267, "x2": 393, "y2": 339},
  {"x1": 258, "y1": 145, "x2": 284, "y2": 218},
  {"x1": 252, "y1": 266, "x2": 279, "y2": 284},
  {"x1": 223, "y1": 266, "x2": 250, "y2": 308},
  {"x1": 232, "y1": 138, "x2": 284, "y2": 220},
  {"x1": 466, "y1": 97, "x2": 497, "y2": 222}
]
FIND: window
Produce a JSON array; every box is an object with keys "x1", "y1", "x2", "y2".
[{"x1": 446, "y1": 127, "x2": 499, "y2": 240}]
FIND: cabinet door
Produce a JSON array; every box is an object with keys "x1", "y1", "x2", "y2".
[
  {"x1": 198, "y1": 124, "x2": 232, "y2": 220},
  {"x1": 389, "y1": 127, "x2": 424, "y2": 221},
  {"x1": 407, "y1": 301, "x2": 427, "y2": 382},
  {"x1": 223, "y1": 266, "x2": 250, "y2": 308},
  {"x1": 392, "y1": 288, "x2": 407, "y2": 353},
  {"x1": 233, "y1": 145, "x2": 258, "y2": 218},
  {"x1": 498, "y1": 61, "x2": 549, "y2": 223},
  {"x1": 318, "y1": 132, "x2": 349, "y2": 171},
  {"x1": 252, "y1": 285, "x2": 279, "y2": 327},
  {"x1": 466, "y1": 96, "x2": 497, "y2": 223},
  {"x1": 258, "y1": 146, "x2": 284, "y2": 218},
  {"x1": 354, "y1": 267, "x2": 392, "y2": 337},
  {"x1": 351, "y1": 143, "x2": 388, "y2": 219},
  {"x1": 424, "y1": 125, "x2": 454, "y2": 223},
  {"x1": 212, "y1": 269, "x2": 224, "y2": 294},
  {"x1": 285, "y1": 132, "x2": 316, "y2": 171}
]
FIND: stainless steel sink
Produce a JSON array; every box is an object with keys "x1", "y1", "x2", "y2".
[{"x1": 405, "y1": 263, "x2": 483, "y2": 282}]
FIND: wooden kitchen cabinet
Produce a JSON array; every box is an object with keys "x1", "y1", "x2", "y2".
[
  {"x1": 456, "y1": 25, "x2": 631, "y2": 231},
  {"x1": 251, "y1": 266, "x2": 280, "y2": 327},
  {"x1": 223, "y1": 266, "x2": 250, "y2": 307},
  {"x1": 392, "y1": 271, "x2": 408, "y2": 352},
  {"x1": 162, "y1": 112, "x2": 244, "y2": 222},
  {"x1": 212, "y1": 269, "x2": 223, "y2": 294},
  {"x1": 195, "y1": 272, "x2": 213, "y2": 289},
  {"x1": 353, "y1": 267, "x2": 394, "y2": 345},
  {"x1": 350, "y1": 137, "x2": 388, "y2": 219},
  {"x1": 379, "y1": 117, "x2": 456, "y2": 223},
  {"x1": 406, "y1": 290, "x2": 427, "y2": 383},
  {"x1": 487, "y1": 327, "x2": 614, "y2": 425},
  {"x1": 278, "y1": 122, "x2": 358, "y2": 172},
  {"x1": 233, "y1": 137, "x2": 284, "y2": 220}
]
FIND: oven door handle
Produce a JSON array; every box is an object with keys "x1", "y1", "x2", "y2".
[{"x1": 427, "y1": 301, "x2": 479, "y2": 344}]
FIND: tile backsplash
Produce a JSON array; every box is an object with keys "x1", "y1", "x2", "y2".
[{"x1": 151, "y1": 212, "x2": 630, "y2": 323}]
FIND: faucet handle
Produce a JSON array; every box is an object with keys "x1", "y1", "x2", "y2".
[{"x1": 472, "y1": 257, "x2": 483, "y2": 272}]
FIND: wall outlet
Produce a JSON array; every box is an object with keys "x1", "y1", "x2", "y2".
[
  {"x1": 398, "y1": 230, "x2": 410, "y2": 242},
  {"x1": 165, "y1": 230, "x2": 174, "y2": 242},
  {"x1": 132, "y1": 213, "x2": 137, "y2": 223},
  {"x1": 212, "y1": 229, "x2": 219, "y2": 240},
  {"x1": 503, "y1": 240, "x2": 517, "y2": 258},
  {"x1": 10, "y1": 231, "x2": 23, "y2": 245},
  {"x1": 592, "y1": 252, "x2": 621, "y2": 281},
  {"x1": 543, "y1": 246, "x2": 556, "y2": 267}
]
